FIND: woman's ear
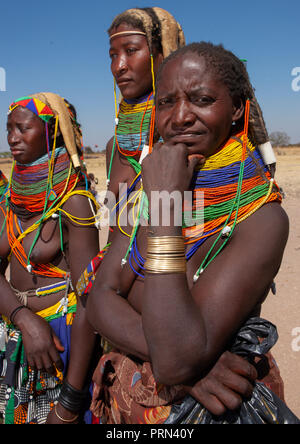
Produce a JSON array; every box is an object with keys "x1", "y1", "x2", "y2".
[
  {"x1": 232, "y1": 98, "x2": 245, "y2": 124},
  {"x1": 153, "y1": 49, "x2": 164, "y2": 75}
]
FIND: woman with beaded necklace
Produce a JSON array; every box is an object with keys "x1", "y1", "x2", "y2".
[
  {"x1": 76, "y1": 7, "x2": 286, "y2": 421},
  {"x1": 105, "y1": 7, "x2": 185, "y2": 202},
  {"x1": 0, "y1": 93, "x2": 100, "y2": 424},
  {"x1": 86, "y1": 42, "x2": 298, "y2": 424}
]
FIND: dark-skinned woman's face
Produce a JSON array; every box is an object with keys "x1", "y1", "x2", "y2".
[
  {"x1": 7, "y1": 106, "x2": 48, "y2": 164},
  {"x1": 109, "y1": 23, "x2": 163, "y2": 100},
  {"x1": 155, "y1": 53, "x2": 244, "y2": 159}
]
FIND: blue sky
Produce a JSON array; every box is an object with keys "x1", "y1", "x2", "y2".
[{"x1": 0, "y1": 0, "x2": 299, "y2": 152}]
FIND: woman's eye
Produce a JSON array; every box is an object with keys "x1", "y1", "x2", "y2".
[
  {"x1": 127, "y1": 47, "x2": 137, "y2": 55},
  {"x1": 158, "y1": 98, "x2": 171, "y2": 107},
  {"x1": 19, "y1": 125, "x2": 30, "y2": 133},
  {"x1": 194, "y1": 96, "x2": 214, "y2": 105}
]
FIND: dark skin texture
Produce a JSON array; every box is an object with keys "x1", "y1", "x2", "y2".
[
  {"x1": 2, "y1": 106, "x2": 99, "y2": 423},
  {"x1": 87, "y1": 52, "x2": 286, "y2": 414}
]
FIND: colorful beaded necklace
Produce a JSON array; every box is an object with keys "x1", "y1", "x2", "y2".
[
  {"x1": 114, "y1": 102, "x2": 282, "y2": 279},
  {"x1": 9, "y1": 147, "x2": 80, "y2": 214},
  {"x1": 1, "y1": 146, "x2": 98, "y2": 279},
  {"x1": 2, "y1": 98, "x2": 99, "y2": 278},
  {"x1": 107, "y1": 78, "x2": 156, "y2": 186},
  {"x1": 115, "y1": 92, "x2": 154, "y2": 156}
]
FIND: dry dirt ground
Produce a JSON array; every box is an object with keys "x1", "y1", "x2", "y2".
[
  {"x1": 259, "y1": 148, "x2": 300, "y2": 417},
  {"x1": 0, "y1": 146, "x2": 299, "y2": 418}
]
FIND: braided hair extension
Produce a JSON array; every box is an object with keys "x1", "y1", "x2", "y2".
[
  {"x1": 43, "y1": 99, "x2": 82, "y2": 156},
  {"x1": 139, "y1": 7, "x2": 162, "y2": 54}
]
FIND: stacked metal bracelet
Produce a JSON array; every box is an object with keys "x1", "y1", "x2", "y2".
[
  {"x1": 58, "y1": 379, "x2": 89, "y2": 413},
  {"x1": 144, "y1": 235, "x2": 186, "y2": 274}
]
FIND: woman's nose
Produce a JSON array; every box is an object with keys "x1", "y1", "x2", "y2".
[
  {"x1": 171, "y1": 100, "x2": 196, "y2": 129},
  {"x1": 7, "y1": 129, "x2": 20, "y2": 145},
  {"x1": 113, "y1": 54, "x2": 128, "y2": 77}
]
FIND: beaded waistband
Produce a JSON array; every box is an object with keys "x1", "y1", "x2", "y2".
[{"x1": 9, "y1": 275, "x2": 73, "y2": 306}]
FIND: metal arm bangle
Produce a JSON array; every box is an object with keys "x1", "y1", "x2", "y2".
[{"x1": 54, "y1": 404, "x2": 79, "y2": 423}]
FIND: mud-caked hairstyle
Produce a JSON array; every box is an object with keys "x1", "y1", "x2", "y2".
[{"x1": 108, "y1": 7, "x2": 185, "y2": 58}]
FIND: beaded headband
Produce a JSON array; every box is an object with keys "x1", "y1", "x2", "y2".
[
  {"x1": 9, "y1": 96, "x2": 54, "y2": 122},
  {"x1": 110, "y1": 30, "x2": 147, "y2": 40}
]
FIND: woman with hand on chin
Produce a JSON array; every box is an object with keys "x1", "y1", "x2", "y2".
[
  {"x1": 86, "y1": 42, "x2": 296, "y2": 423},
  {"x1": 80, "y1": 7, "x2": 285, "y2": 421}
]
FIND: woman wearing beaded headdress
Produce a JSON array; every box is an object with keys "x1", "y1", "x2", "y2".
[
  {"x1": 106, "y1": 7, "x2": 276, "y2": 203},
  {"x1": 86, "y1": 42, "x2": 299, "y2": 424},
  {"x1": 105, "y1": 7, "x2": 185, "y2": 199},
  {"x1": 0, "y1": 92, "x2": 100, "y2": 424}
]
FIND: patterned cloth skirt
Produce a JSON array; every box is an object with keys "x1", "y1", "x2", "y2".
[{"x1": 0, "y1": 292, "x2": 76, "y2": 424}]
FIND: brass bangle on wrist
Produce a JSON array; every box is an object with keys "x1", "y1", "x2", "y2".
[
  {"x1": 145, "y1": 235, "x2": 186, "y2": 274},
  {"x1": 54, "y1": 404, "x2": 79, "y2": 423}
]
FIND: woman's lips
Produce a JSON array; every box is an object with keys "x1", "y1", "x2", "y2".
[
  {"x1": 10, "y1": 148, "x2": 24, "y2": 156},
  {"x1": 169, "y1": 133, "x2": 205, "y2": 145},
  {"x1": 117, "y1": 78, "x2": 132, "y2": 86}
]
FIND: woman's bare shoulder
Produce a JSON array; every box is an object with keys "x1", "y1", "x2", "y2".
[{"x1": 243, "y1": 202, "x2": 289, "y2": 239}]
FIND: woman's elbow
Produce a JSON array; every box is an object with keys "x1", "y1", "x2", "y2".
[
  {"x1": 152, "y1": 358, "x2": 199, "y2": 386},
  {"x1": 85, "y1": 289, "x2": 99, "y2": 331}
]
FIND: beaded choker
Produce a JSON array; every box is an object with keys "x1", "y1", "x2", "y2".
[
  {"x1": 107, "y1": 91, "x2": 155, "y2": 184},
  {"x1": 1, "y1": 147, "x2": 98, "y2": 278},
  {"x1": 9, "y1": 147, "x2": 81, "y2": 216},
  {"x1": 115, "y1": 93, "x2": 154, "y2": 157}
]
